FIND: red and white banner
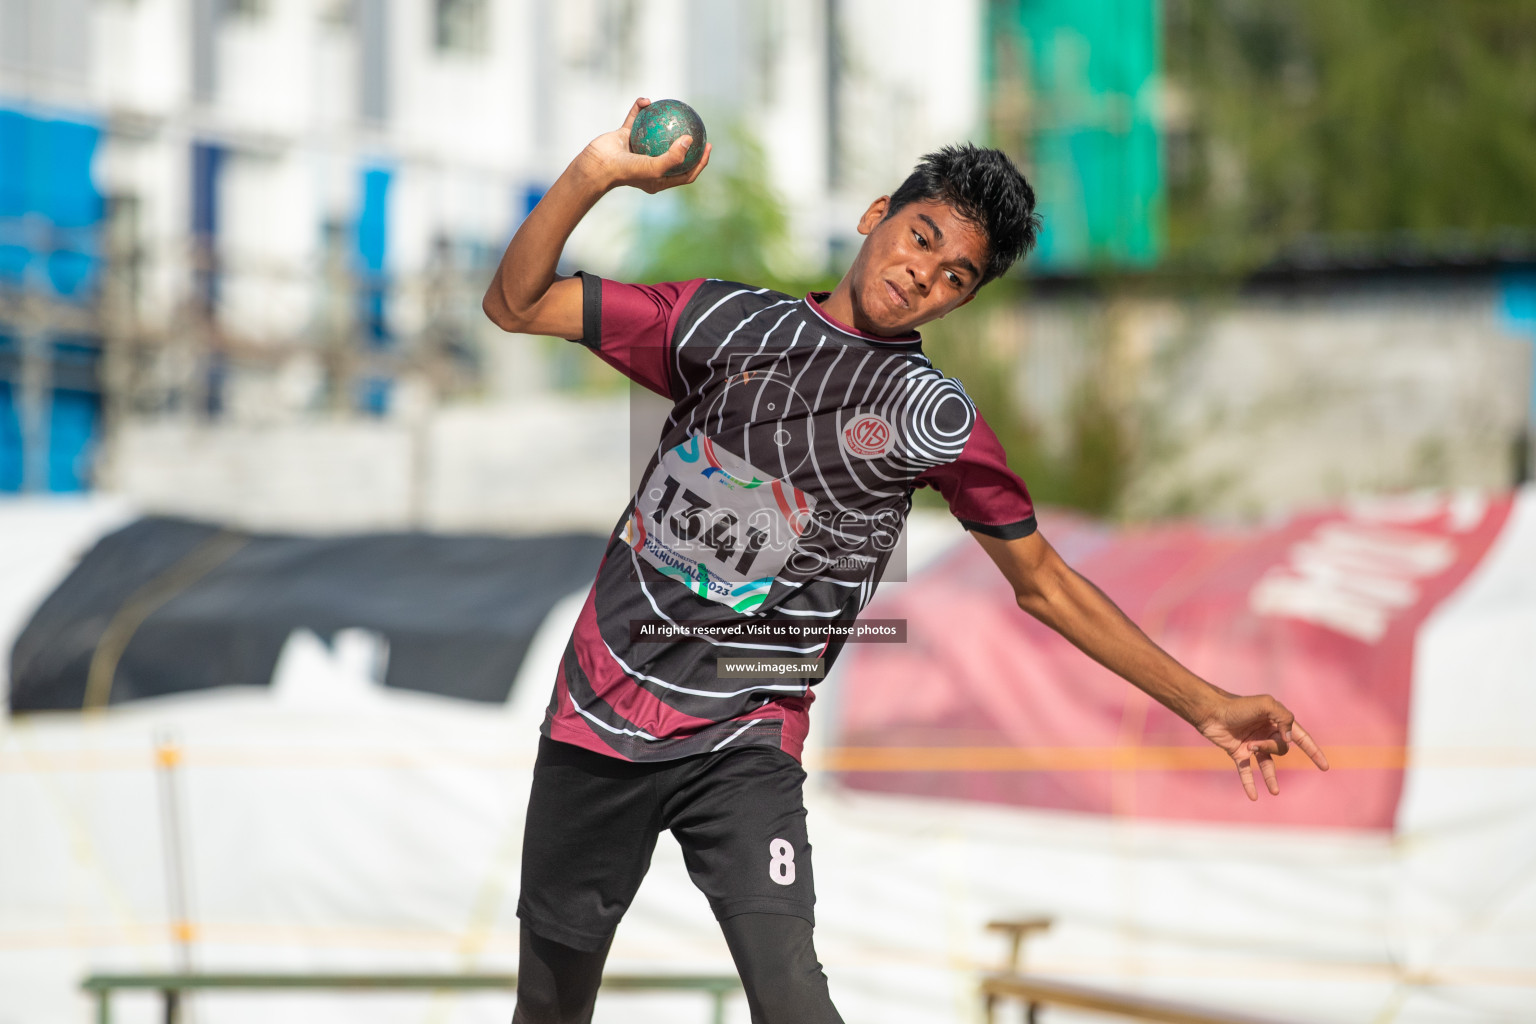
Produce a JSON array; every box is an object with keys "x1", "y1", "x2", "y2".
[{"x1": 833, "y1": 492, "x2": 1514, "y2": 830}]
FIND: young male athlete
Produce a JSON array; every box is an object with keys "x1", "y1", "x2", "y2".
[{"x1": 483, "y1": 100, "x2": 1329, "y2": 1024}]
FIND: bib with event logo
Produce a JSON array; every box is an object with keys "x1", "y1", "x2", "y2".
[{"x1": 622, "y1": 434, "x2": 816, "y2": 614}]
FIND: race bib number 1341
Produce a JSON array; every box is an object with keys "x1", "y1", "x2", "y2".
[{"x1": 623, "y1": 434, "x2": 815, "y2": 614}]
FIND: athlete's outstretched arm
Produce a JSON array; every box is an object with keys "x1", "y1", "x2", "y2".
[
  {"x1": 971, "y1": 530, "x2": 1329, "y2": 800},
  {"x1": 482, "y1": 98, "x2": 712, "y2": 338}
]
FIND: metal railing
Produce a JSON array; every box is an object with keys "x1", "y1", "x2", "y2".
[{"x1": 82, "y1": 971, "x2": 741, "y2": 1024}]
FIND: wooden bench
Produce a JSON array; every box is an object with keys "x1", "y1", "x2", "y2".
[
  {"x1": 988, "y1": 917, "x2": 1057, "y2": 972},
  {"x1": 981, "y1": 919, "x2": 1300, "y2": 1024}
]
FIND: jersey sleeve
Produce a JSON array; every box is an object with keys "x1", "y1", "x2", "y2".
[
  {"x1": 915, "y1": 411, "x2": 1037, "y2": 539},
  {"x1": 573, "y1": 273, "x2": 705, "y2": 399}
]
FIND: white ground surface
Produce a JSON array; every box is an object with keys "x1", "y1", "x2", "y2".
[{"x1": 1, "y1": 499, "x2": 1533, "y2": 1024}]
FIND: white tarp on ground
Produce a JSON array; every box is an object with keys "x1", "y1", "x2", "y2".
[{"x1": 1, "y1": 493, "x2": 1532, "y2": 1024}]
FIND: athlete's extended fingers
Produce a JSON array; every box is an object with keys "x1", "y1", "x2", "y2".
[
  {"x1": 1237, "y1": 754, "x2": 1258, "y2": 801},
  {"x1": 621, "y1": 97, "x2": 650, "y2": 132},
  {"x1": 1257, "y1": 750, "x2": 1280, "y2": 796},
  {"x1": 1290, "y1": 721, "x2": 1330, "y2": 771}
]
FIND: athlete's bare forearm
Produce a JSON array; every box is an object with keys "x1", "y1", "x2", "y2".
[
  {"x1": 972, "y1": 531, "x2": 1223, "y2": 726},
  {"x1": 974, "y1": 528, "x2": 1328, "y2": 798},
  {"x1": 482, "y1": 155, "x2": 607, "y2": 338},
  {"x1": 1028, "y1": 556, "x2": 1222, "y2": 725}
]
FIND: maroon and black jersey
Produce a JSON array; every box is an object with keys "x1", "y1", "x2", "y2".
[{"x1": 543, "y1": 275, "x2": 1036, "y2": 762}]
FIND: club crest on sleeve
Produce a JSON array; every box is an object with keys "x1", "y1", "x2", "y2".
[{"x1": 841, "y1": 413, "x2": 894, "y2": 458}]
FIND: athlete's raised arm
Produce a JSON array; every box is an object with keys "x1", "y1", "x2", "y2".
[
  {"x1": 482, "y1": 98, "x2": 712, "y2": 339},
  {"x1": 971, "y1": 529, "x2": 1330, "y2": 800}
]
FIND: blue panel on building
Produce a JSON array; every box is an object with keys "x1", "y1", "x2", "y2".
[
  {"x1": 0, "y1": 103, "x2": 107, "y2": 490},
  {"x1": 0, "y1": 381, "x2": 20, "y2": 493},
  {"x1": 39, "y1": 118, "x2": 104, "y2": 229},
  {"x1": 0, "y1": 104, "x2": 105, "y2": 295},
  {"x1": 522, "y1": 183, "x2": 546, "y2": 221},
  {"x1": 356, "y1": 167, "x2": 392, "y2": 407},
  {"x1": 0, "y1": 245, "x2": 26, "y2": 285},
  {"x1": 47, "y1": 248, "x2": 95, "y2": 297},
  {"x1": 48, "y1": 387, "x2": 101, "y2": 492},
  {"x1": 192, "y1": 142, "x2": 225, "y2": 237},
  {"x1": 191, "y1": 141, "x2": 225, "y2": 314},
  {"x1": 0, "y1": 110, "x2": 27, "y2": 218},
  {"x1": 359, "y1": 167, "x2": 390, "y2": 272},
  {"x1": 1503, "y1": 273, "x2": 1536, "y2": 335},
  {"x1": 1501, "y1": 271, "x2": 1536, "y2": 422},
  {"x1": 0, "y1": 108, "x2": 35, "y2": 286}
]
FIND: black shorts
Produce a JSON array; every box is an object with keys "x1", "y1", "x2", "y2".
[{"x1": 517, "y1": 736, "x2": 817, "y2": 953}]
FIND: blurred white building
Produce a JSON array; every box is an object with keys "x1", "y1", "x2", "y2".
[
  {"x1": 0, "y1": 0, "x2": 990, "y2": 522},
  {"x1": 3, "y1": 0, "x2": 987, "y2": 400}
]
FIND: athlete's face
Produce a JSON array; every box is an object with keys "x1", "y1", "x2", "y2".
[{"x1": 843, "y1": 197, "x2": 988, "y2": 335}]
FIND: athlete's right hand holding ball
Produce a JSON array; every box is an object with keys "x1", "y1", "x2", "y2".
[
  {"x1": 579, "y1": 98, "x2": 712, "y2": 194},
  {"x1": 482, "y1": 100, "x2": 711, "y2": 340}
]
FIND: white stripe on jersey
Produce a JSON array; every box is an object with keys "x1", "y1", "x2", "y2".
[
  {"x1": 711, "y1": 719, "x2": 762, "y2": 751},
  {"x1": 706, "y1": 300, "x2": 798, "y2": 437},
  {"x1": 775, "y1": 574, "x2": 862, "y2": 588},
  {"x1": 805, "y1": 344, "x2": 858, "y2": 512},
  {"x1": 602, "y1": 636, "x2": 810, "y2": 698},
  {"x1": 777, "y1": 332, "x2": 826, "y2": 480},
  {"x1": 732, "y1": 317, "x2": 805, "y2": 461},
  {"x1": 672, "y1": 285, "x2": 760, "y2": 392},
  {"x1": 571, "y1": 698, "x2": 659, "y2": 740}
]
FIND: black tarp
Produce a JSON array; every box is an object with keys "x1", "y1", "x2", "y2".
[{"x1": 9, "y1": 517, "x2": 607, "y2": 712}]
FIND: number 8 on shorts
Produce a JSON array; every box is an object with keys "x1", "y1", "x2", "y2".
[{"x1": 768, "y1": 838, "x2": 796, "y2": 885}]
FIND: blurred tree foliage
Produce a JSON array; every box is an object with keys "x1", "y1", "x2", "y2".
[
  {"x1": 1164, "y1": 0, "x2": 1536, "y2": 266},
  {"x1": 919, "y1": 285, "x2": 1130, "y2": 518}
]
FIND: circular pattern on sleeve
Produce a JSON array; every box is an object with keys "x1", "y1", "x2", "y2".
[{"x1": 885, "y1": 372, "x2": 976, "y2": 471}]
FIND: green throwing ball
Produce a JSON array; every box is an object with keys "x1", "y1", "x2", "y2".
[{"x1": 629, "y1": 99, "x2": 707, "y2": 177}]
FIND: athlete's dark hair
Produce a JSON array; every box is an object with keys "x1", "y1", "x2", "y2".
[{"x1": 886, "y1": 144, "x2": 1040, "y2": 286}]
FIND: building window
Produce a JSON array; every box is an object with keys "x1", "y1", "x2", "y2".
[{"x1": 435, "y1": 0, "x2": 488, "y2": 55}]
